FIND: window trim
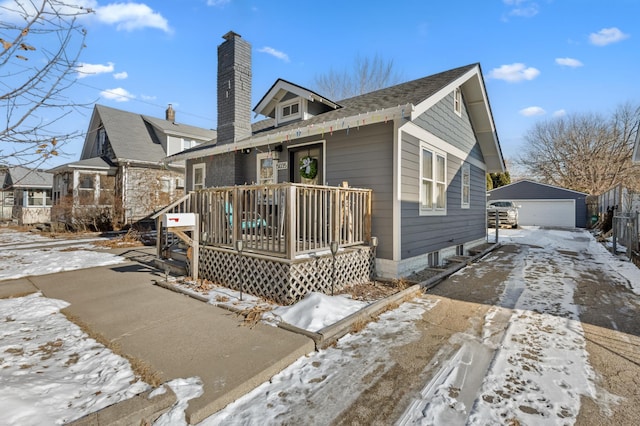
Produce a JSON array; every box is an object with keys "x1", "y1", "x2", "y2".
[
  {"x1": 192, "y1": 163, "x2": 205, "y2": 191},
  {"x1": 277, "y1": 99, "x2": 302, "y2": 124},
  {"x1": 461, "y1": 162, "x2": 470, "y2": 209},
  {"x1": 419, "y1": 142, "x2": 447, "y2": 216},
  {"x1": 454, "y1": 87, "x2": 462, "y2": 117}
]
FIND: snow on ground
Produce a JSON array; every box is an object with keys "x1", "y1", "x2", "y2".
[
  {"x1": 1, "y1": 226, "x2": 638, "y2": 425},
  {"x1": 399, "y1": 227, "x2": 631, "y2": 425},
  {"x1": 0, "y1": 293, "x2": 149, "y2": 425},
  {"x1": 0, "y1": 229, "x2": 123, "y2": 280}
]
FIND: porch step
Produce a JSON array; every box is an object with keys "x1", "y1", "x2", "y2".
[
  {"x1": 169, "y1": 248, "x2": 188, "y2": 263},
  {"x1": 445, "y1": 255, "x2": 472, "y2": 265},
  {"x1": 153, "y1": 257, "x2": 188, "y2": 276}
]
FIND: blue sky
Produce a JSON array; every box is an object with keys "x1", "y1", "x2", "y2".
[{"x1": 6, "y1": 0, "x2": 639, "y2": 168}]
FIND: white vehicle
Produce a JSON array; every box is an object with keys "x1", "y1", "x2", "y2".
[{"x1": 487, "y1": 200, "x2": 520, "y2": 228}]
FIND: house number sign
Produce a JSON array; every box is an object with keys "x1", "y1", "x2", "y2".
[{"x1": 276, "y1": 161, "x2": 288, "y2": 170}]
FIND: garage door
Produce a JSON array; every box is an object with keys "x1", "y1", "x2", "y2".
[{"x1": 514, "y1": 199, "x2": 575, "y2": 228}]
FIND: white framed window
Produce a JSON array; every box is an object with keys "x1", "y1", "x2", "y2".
[
  {"x1": 256, "y1": 152, "x2": 278, "y2": 185},
  {"x1": 193, "y1": 163, "x2": 205, "y2": 191},
  {"x1": 420, "y1": 142, "x2": 447, "y2": 215},
  {"x1": 278, "y1": 99, "x2": 301, "y2": 124},
  {"x1": 454, "y1": 87, "x2": 462, "y2": 117},
  {"x1": 182, "y1": 138, "x2": 200, "y2": 150},
  {"x1": 461, "y1": 163, "x2": 470, "y2": 208}
]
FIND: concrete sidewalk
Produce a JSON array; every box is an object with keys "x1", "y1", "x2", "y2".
[{"x1": 0, "y1": 251, "x2": 314, "y2": 424}]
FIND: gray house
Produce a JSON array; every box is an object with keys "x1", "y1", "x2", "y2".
[
  {"x1": 2, "y1": 166, "x2": 53, "y2": 225},
  {"x1": 165, "y1": 31, "x2": 505, "y2": 283},
  {"x1": 50, "y1": 104, "x2": 217, "y2": 229},
  {"x1": 488, "y1": 180, "x2": 588, "y2": 228}
]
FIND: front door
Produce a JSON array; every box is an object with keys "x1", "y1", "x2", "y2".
[{"x1": 290, "y1": 144, "x2": 323, "y2": 185}]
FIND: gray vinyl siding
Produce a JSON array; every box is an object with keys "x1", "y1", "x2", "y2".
[
  {"x1": 413, "y1": 91, "x2": 484, "y2": 163},
  {"x1": 400, "y1": 95, "x2": 487, "y2": 260},
  {"x1": 326, "y1": 122, "x2": 394, "y2": 260}
]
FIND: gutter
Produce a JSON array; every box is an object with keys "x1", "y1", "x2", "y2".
[{"x1": 164, "y1": 103, "x2": 415, "y2": 164}]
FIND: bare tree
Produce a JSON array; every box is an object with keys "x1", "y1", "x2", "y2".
[
  {"x1": 518, "y1": 103, "x2": 640, "y2": 194},
  {"x1": 1, "y1": 0, "x2": 93, "y2": 168},
  {"x1": 313, "y1": 54, "x2": 403, "y2": 100}
]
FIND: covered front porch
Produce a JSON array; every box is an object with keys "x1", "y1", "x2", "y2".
[{"x1": 155, "y1": 183, "x2": 376, "y2": 304}]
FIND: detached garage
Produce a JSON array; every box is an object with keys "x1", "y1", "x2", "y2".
[{"x1": 488, "y1": 180, "x2": 588, "y2": 228}]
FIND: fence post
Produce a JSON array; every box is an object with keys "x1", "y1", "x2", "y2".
[{"x1": 612, "y1": 216, "x2": 617, "y2": 254}]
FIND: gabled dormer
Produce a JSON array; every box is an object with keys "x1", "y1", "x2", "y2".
[{"x1": 253, "y1": 79, "x2": 341, "y2": 127}]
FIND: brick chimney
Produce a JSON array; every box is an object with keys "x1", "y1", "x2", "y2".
[
  {"x1": 217, "y1": 31, "x2": 252, "y2": 145},
  {"x1": 165, "y1": 104, "x2": 175, "y2": 122}
]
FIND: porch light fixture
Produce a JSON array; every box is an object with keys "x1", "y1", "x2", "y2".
[
  {"x1": 236, "y1": 240, "x2": 244, "y2": 301},
  {"x1": 330, "y1": 241, "x2": 339, "y2": 296}
]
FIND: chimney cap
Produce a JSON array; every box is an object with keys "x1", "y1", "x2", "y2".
[{"x1": 222, "y1": 31, "x2": 241, "y2": 41}]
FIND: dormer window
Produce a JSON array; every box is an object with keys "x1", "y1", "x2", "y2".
[{"x1": 279, "y1": 100, "x2": 301, "y2": 123}]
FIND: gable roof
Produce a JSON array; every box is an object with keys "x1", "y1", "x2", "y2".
[
  {"x1": 253, "y1": 78, "x2": 341, "y2": 118},
  {"x1": 3, "y1": 166, "x2": 52, "y2": 189},
  {"x1": 168, "y1": 63, "x2": 504, "y2": 172},
  {"x1": 81, "y1": 105, "x2": 216, "y2": 165},
  {"x1": 488, "y1": 179, "x2": 588, "y2": 197}
]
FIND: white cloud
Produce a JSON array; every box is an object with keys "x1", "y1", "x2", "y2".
[
  {"x1": 258, "y1": 46, "x2": 290, "y2": 62},
  {"x1": 555, "y1": 57, "x2": 583, "y2": 67},
  {"x1": 589, "y1": 27, "x2": 629, "y2": 46},
  {"x1": 207, "y1": 0, "x2": 231, "y2": 5},
  {"x1": 113, "y1": 71, "x2": 128, "y2": 80},
  {"x1": 553, "y1": 109, "x2": 567, "y2": 117},
  {"x1": 519, "y1": 106, "x2": 546, "y2": 116},
  {"x1": 141, "y1": 94, "x2": 157, "y2": 101},
  {"x1": 95, "y1": 3, "x2": 171, "y2": 33},
  {"x1": 488, "y1": 63, "x2": 540, "y2": 82},
  {"x1": 101, "y1": 87, "x2": 134, "y2": 102},
  {"x1": 76, "y1": 62, "x2": 114, "y2": 78},
  {"x1": 502, "y1": 0, "x2": 539, "y2": 19}
]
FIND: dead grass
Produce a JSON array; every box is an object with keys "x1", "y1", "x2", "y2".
[
  {"x1": 238, "y1": 306, "x2": 273, "y2": 328},
  {"x1": 62, "y1": 309, "x2": 163, "y2": 387},
  {"x1": 94, "y1": 229, "x2": 145, "y2": 249},
  {"x1": 338, "y1": 279, "x2": 409, "y2": 302}
]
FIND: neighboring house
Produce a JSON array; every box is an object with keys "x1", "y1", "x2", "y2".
[
  {"x1": 598, "y1": 183, "x2": 640, "y2": 216},
  {"x1": 49, "y1": 104, "x2": 217, "y2": 228},
  {"x1": 0, "y1": 167, "x2": 13, "y2": 221},
  {"x1": 165, "y1": 31, "x2": 505, "y2": 281},
  {"x1": 2, "y1": 166, "x2": 53, "y2": 225},
  {"x1": 488, "y1": 180, "x2": 588, "y2": 228}
]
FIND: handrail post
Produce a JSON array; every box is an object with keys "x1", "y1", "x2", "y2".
[
  {"x1": 286, "y1": 185, "x2": 296, "y2": 259},
  {"x1": 332, "y1": 187, "x2": 341, "y2": 245}
]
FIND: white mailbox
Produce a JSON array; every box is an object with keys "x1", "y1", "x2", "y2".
[{"x1": 162, "y1": 213, "x2": 196, "y2": 228}]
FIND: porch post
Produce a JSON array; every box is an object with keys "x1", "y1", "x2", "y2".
[
  {"x1": 192, "y1": 214, "x2": 199, "y2": 281},
  {"x1": 286, "y1": 185, "x2": 296, "y2": 259},
  {"x1": 332, "y1": 188, "x2": 341, "y2": 244}
]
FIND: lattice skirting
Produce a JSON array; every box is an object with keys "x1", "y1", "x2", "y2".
[{"x1": 196, "y1": 246, "x2": 375, "y2": 305}]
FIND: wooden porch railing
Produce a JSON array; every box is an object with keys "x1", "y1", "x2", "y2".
[{"x1": 155, "y1": 183, "x2": 372, "y2": 260}]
